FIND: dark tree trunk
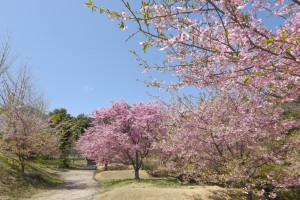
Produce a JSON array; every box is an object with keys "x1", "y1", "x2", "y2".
[
  {"x1": 134, "y1": 167, "x2": 140, "y2": 179},
  {"x1": 134, "y1": 151, "x2": 140, "y2": 179},
  {"x1": 246, "y1": 190, "x2": 253, "y2": 200},
  {"x1": 104, "y1": 162, "x2": 108, "y2": 171},
  {"x1": 19, "y1": 155, "x2": 25, "y2": 174},
  {"x1": 87, "y1": 159, "x2": 96, "y2": 166},
  {"x1": 20, "y1": 163, "x2": 25, "y2": 174}
]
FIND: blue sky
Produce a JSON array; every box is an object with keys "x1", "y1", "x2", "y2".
[{"x1": 0, "y1": 0, "x2": 172, "y2": 116}]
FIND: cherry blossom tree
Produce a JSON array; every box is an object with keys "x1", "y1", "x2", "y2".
[
  {"x1": 83, "y1": 0, "x2": 299, "y2": 198},
  {"x1": 86, "y1": 0, "x2": 299, "y2": 102},
  {"x1": 156, "y1": 90, "x2": 299, "y2": 199},
  {"x1": 76, "y1": 125, "x2": 127, "y2": 171},
  {"x1": 0, "y1": 67, "x2": 59, "y2": 173},
  {"x1": 0, "y1": 104, "x2": 59, "y2": 173},
  {"x1": 77, "y1": 101, "x2": 166, "y2": 179}
]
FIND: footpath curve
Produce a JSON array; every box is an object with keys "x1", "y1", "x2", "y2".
[{"x1": 29, "y1": 170, "x2": 99, "y2": 200}]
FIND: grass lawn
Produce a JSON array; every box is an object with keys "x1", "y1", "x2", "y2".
[
  {"x1": 93, "y1": 169, "x2": 242, "y2": 200},
  {"x1": 0, "y1": 153, "x2": 64, "y2": 200}
]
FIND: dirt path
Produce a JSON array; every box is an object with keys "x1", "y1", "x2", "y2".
[{"x1": 29, "y1": 170, "x2": 100, "y2": 200}]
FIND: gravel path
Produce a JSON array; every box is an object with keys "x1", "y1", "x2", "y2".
[{"x1": 29, "y1": 170, "x2": 99, "y2": 200}]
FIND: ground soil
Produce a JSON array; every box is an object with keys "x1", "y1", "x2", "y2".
[{"x1": 28, "y1": 170, "x2": 99, "y2": 200}]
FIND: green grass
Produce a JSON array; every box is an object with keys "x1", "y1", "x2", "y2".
[
  {"x1": 94, "y1": 170, "x2": 240, "y2": 200},
  {"x1": 93, "y1": 169, "x2": 275, "y2": 200},
  {"x1": 95, "y1": 167, "x2": 300, "y2": 200},
  {"x1": 101, "y1": 178, "x2": 178, "y2": 190},
  {"x1": 33, "y1": 159, "x2": 64, "y2": 170},
  {"x1": 93, "y1": 169, "x2": 179, "y2": 196},
  {"x1": 34, "y1": 158, "x2": 88, "y2": 170},
  {"x1": 69, "y1": 159, "x2": 87, "y2": 168},
  {"x1": 0, "y1": 153, "x2": 64, "y2": 199}
]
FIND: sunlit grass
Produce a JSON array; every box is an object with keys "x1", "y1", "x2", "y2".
[
  {"x1": 93, "y1": 169, "x2": 235, "y2": 200},
  {"x1": 0, "y1": 153, "x2": 64, "y2": 199}
]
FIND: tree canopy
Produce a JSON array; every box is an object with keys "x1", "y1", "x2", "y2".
[{"x1": 77, "y1": 100, "x2": 167, "y2": 179}]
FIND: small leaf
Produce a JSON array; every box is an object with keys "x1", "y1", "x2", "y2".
[
  {"x1": 126, "y1": 2, "x2": 131, "y2": 9},
  {"x1": 253, "y1": 71, "x2": 260, "y2": 76},
  {"x1": 286, "y1": 46, "x2": 292, "y2": 53},
  {"x1": 85, "y1": 0, "x2": 95, "y2": 9},
  {"x1": 280, "y1": 31, "x2": 287, "y2": 41},
  {"x1": 243, "y1": 77, "x2": 250, "y2": 85},
  {"x1": 241, "y1": 14, "x2": 249, "y2": 22},
  {"x1": 143, "y1": 44, "x2": 148, "y2": 53},
  {"x1": 144, "y1": 19, "x2": 148, "y2": 26},
  {"x1": 224, "y1": 30, "x2": 228, "y2": 36},
  {"x1": 265, "y1": 37, "x2": 275, "y2": 45},
  {"x1": 98, "y1": 6, "x2": 104, "y2": 14},
  {"x1": 251, "y1": 56, "x2": 257, "y2": 61},
  {"x1": 159, "y1": 32, "x2": 167, "y2": 39},
  {"x1": 291, "y1": 37, "x2": 300, "y2": 42},
  {"x1": 142, "y1": 1, "x2": 148, "y2": 6},
  {"x1": 119, "y1": 21, "x2": 125, "y2": 29},
  {"x1": 85, "y1": 2, "x2": 92, "y2": 8}
]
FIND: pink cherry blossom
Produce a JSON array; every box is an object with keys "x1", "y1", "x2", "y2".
[{"x1": 77, "y1": 100, "x2": 167, "y2": 179}]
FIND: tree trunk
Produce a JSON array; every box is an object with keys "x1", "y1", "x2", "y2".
[
  {"x1": 104, "y1": 162, "x2": 108, "y2": 171},
  {"x1": 21, "y1": 163, "x2": 25, "y2": 173},
  {"x1": 246, "y1": 190, "x2": 253, "y2": 200},
  {"x1": 134, "y1": 151, "x2": 140, "y2": 179},
  {"x1": 19, "y1": 156, "x2": 25, "y2": 174},
  {"x1": 134, "y1": 167, "x2": 140, "y2": 179}
]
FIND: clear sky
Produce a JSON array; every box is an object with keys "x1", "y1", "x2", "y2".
[{"x1": 0, "y1": 0, "x2": 172, "y2": 116}]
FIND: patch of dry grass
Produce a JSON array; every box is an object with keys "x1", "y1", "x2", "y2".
[
  {"x1": 0, "y1": 153, "x2": 63, "y2": 200},
  {"x1": 96, "y1": 163, "x2": 132, "y2": 171},
  {"x1": 96, "y1": 184, "x2": 230, "y2": 200},
  {"x1": 95, "y1": 170, "x2": 151, "y2": 181},
  {"x1": 94, "y1": 170, "x2": 231, "y2": 200}
]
